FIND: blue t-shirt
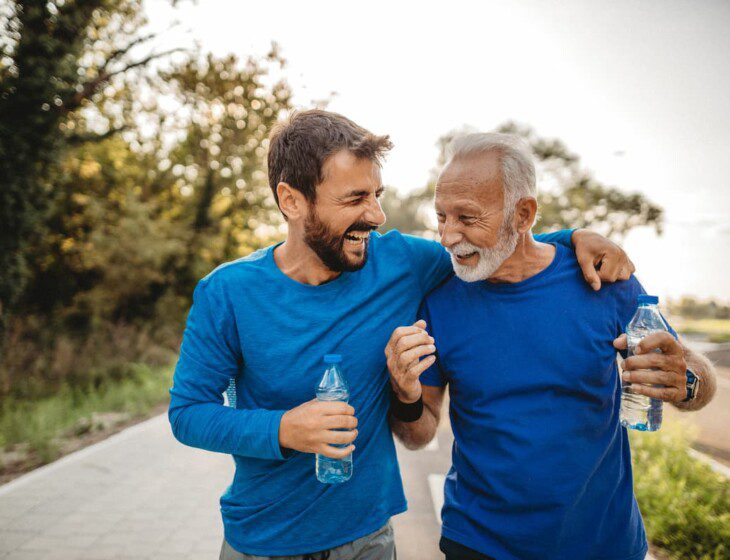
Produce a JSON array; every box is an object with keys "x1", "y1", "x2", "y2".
[
  {"x1": 169, "y1": 229, "x2": 573, "y2": 555},
  {"x1": 420, "y1": 243, "x2": 670, "y2": 560}
]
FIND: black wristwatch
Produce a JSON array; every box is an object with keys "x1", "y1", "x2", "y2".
[{"x1": 682, "y1": 369, "x2": 699, "y2": 403}]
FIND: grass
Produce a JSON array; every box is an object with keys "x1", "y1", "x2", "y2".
[
  {"x1": 0, "y1": 364, "x2": 172, "y2": 467},
  {"x1": 673, "y1": 318, "x2": 730, "y2": 343},
  {"x1": 631, "y1": 423, "x2": 730, "y2": 560}
]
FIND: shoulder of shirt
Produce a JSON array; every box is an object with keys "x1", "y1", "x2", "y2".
[
  {"x1": 423, "y1": 271, "x2": 459, "y2": 305},
  {"x1": 556, "y1": 247, "x2": 642, "y2": 300},
  {"x1": 367, "y1": 229, "x2": 410, "y2": 260},
  {"x1": 198, "y1": 245, "x2": 274, "y2": 291},
  {"x1": 369, "y1": 229, "x2": 442, "y2": 259}
]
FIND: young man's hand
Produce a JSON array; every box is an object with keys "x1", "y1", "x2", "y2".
[
  {"x1": 279, "y1": 400, "x2": 358, "y2": 458},
  {"x1": 385, "y1": 320, "x2": 436, "y2": 403},
  {"x1": 572, "y1": 229, "x2": 635, "y2": 290}
]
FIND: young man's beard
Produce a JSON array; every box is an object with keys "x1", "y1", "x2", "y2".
[{"x1": 303, "y1": 206, "x2": 374, "y2": 273}]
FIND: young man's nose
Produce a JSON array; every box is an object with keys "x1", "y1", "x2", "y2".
[{"x1": 363, "y1": 197, "x2": 386, "y2": 228}]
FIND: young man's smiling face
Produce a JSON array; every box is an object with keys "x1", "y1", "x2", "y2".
[{"x1": 303, "y1": 149, "x2": 386, "y2": 272}]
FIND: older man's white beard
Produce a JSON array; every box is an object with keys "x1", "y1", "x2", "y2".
[{"x1": 448, "y1": 225, "x2": 519, "y2": 283}]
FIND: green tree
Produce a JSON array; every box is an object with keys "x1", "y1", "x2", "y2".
[
  {"x1": 1, "y1": 48, "x2": 294, "y2": 398},
  {"x1": 157, "y1": 49, "x2": 293, "y2": 292},
  {"x1": 0, "y1": 0, "x2": 180, "y2": 324},
  {"x1": 381, "y1": 123, "x2": 663, "y2": 240}
]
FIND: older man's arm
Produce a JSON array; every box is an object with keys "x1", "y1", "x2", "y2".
[
  {"x1": 384, "y1": 320, "x2": 446, "y2": 449},
  {"x1": 675, "y1": 343, "x2": 717, "y2": 411},
  {"x1": 614, "y1": 333, "x2": 717, "y2": 411}
]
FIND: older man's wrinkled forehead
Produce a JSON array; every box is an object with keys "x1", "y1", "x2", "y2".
[{"x1": 435, "y1": 151, "x2": 503, "y2": 206}]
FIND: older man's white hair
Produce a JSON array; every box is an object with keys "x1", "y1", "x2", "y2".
[{"x1": 447, "y1": 132, "x2": 537, "y2": 221}]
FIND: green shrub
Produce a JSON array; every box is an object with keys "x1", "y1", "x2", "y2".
[
  {"x1": 0, "y1": 364, "x2": 172, "y2": 467},
  {"x1": 631, "y1": 423, "x2": 730, "y2": 560}
]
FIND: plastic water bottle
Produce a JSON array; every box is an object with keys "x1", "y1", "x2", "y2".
[
  {"x1": 315, "y1": 354, "x2": 353, "y2": 483},
  {"x1": 620, "y1": 294, "x2": 670, "y2": 432}
]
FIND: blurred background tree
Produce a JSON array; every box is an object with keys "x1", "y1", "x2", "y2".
[
  {"x1": 0, "y1": 1, "x2": 661, "y2": 401},
  {"x1": 0, "y1": 0, "x2": 181, "y2": 325},
  {"x1": 0, "y1": 0, "x2": 292, "y2": 399},
  {"x1": 380, "y1": 122, "x2": 664, "y2": 239}
]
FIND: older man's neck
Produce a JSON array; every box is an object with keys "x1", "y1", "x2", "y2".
[{"x1": 488, "y1": 234, "x2": 556, "y2": 284}]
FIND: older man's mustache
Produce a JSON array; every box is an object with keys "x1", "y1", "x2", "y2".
[{"x1": 446, "y1": 241, "x2": 483, "y2": 258}]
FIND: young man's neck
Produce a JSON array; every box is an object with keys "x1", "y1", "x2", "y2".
[
  {"x1": 274, "y1": 233, "x2": 341, "y2": 286},
  {"x1": 488, "y1": 233, "x2": 556, "y2": 284}
]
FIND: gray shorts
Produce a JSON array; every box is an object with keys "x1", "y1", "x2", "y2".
[{"x1": 219, "y1": 521, "x2": 396, "y2": 560}]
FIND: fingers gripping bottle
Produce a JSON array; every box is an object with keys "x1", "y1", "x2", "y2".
[
  {"x1": 620, "y1": 294, "x2": 669, "y2": 432},
  {"x1": 315, "y1": 354, "x2": 353, "y2": 483}
]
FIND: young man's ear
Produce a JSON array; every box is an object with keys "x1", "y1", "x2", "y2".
[
  {"x1": 277, "y1": 182, "x2": 306, "y2": 221},
  {"x1": 514, "y1": 197, "x2": 538, "y2": 234}
]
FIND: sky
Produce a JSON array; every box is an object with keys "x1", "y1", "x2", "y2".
[{"x1": 146, "y1": 0, "x2": 730, "y2": 301}]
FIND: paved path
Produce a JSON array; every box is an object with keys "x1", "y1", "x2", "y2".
[
  {"x1": 2, "y1": 401, "x2": 700, "y2": 560},
  {"x1": 0, "y1": 414, "x2": 451, "y2": 560},
  {"x1": 666, "y1": 365, "x2": 730, "y2": 466},
  {"x1": 0, "y1": 415, "x2": 230, "y2": 560}
]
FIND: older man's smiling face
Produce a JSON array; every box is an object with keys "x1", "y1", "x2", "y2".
[{"x1": 434, "y1": 152, "x2": 519, "y2": 281}]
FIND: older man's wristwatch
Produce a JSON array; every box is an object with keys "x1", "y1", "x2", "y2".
[{"x1": 682, "y1": 369, "x2": 699, "y2": 403}]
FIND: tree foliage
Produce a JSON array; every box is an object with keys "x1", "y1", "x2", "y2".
[
  {"x1": 0, "y1": 1, "x2": 293, "y2": 397},
  {"x1": 381, "y1": 123, "x2": 664, "y2": 240},
  {"x1": 0, "y1": 0, "x2": 181, "y2": 321}
]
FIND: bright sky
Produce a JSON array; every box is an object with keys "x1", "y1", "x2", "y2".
[{"x1": 146, "y1": 0, "x2": 730, "y2": 301}]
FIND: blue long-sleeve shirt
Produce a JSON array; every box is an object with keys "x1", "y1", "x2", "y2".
[{"x1": 168, "y1": 229, "x2": 574, "y2": 555}]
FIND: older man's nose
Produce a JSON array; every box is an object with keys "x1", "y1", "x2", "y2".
[{"x1": 440, "y1": 223, "x2": 462, "y2": 248}]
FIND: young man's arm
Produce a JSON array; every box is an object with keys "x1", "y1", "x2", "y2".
[{"x1": 168, "y1": 278, "x2": 356, "y2": 460}]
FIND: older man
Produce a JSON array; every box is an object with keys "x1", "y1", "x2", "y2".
[{"x1": 386, "y1": 133, "x2": 716, "y2": 560}]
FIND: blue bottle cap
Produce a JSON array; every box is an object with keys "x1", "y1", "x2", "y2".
[
  {"x1": 324, "y1": 354, "x2": 342, "y2": 364},
  {"x1": 638, "y1": 294, "x2": 659, "y2": 305}
]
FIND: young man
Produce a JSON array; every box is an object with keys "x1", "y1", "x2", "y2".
[{"x1": 169, "y1": 111, "x2": 634, "y2": 560}]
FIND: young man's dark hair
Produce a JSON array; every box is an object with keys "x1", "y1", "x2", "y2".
[{"x1": 267, "y1": 109, "x2": 393, "y2": 214}]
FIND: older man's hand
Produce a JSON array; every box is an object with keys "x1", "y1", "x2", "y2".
[
  {"x1": 613, "y1": 333, "x2": 688, "y2": 403},
  {"x1": 385, "y1": 320, "x2": 437, "y2": 403},
  {"x1": 572, "y1": 229, "x2": 635, "y2": 291}
]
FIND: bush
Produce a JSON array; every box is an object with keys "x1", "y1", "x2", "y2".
[
  {"x1": 0, "y1": 364, "x2": 172, "y2": 467},
  {"x1": 631, "y1": 423, "x2": 730, "y2": 560}
]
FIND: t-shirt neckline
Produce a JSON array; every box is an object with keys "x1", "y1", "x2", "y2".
[
  {"x1": 266, "y1": 242, "x2": 353, "y2": 292},
  {"x1": 478, "y1": 242, "x2": 565, "y2": 293}
]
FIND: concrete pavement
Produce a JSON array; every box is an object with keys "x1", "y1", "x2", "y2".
[
  {"x1": 0, "y1": 415, "x2": 230, "y2": 560},
  {"x1": 0, "y1": 414, "x2": 452, "y2": 560},
  {"x1": 1, "y1": 397, "x2": 703, "y2": 560}
]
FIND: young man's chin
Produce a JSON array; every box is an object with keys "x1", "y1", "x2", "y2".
[{"x1": 341, "y1": 249, "x2": 367, "y2": 271}]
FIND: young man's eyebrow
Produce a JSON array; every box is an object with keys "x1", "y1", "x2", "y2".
[{"x1": 343, "y1": 187, "x2": 384, "y2": 198}]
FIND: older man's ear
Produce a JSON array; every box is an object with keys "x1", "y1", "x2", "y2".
[{"x1": 514, "y1": 197, "x2": 538, "y2": 233}]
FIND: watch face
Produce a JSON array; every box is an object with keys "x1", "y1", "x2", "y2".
[{"x1": 685, "y1": 370, "x2": 698, "y2": 401}]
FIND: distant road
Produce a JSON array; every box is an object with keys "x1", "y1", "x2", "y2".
[
  {"x1": 706, "y1": 342, "x2": 730, "y2": 368},
  {"x1": 675, "y1": 341, "x2": 730, "y2": 466}
]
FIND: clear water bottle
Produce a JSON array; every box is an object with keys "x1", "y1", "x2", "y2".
[
  {"x1": 620, "y1": 294, "x2": 670, "y2": 432},
  {"x1": 315, "y1": 354, "x2": 353, "y2": 484}
]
